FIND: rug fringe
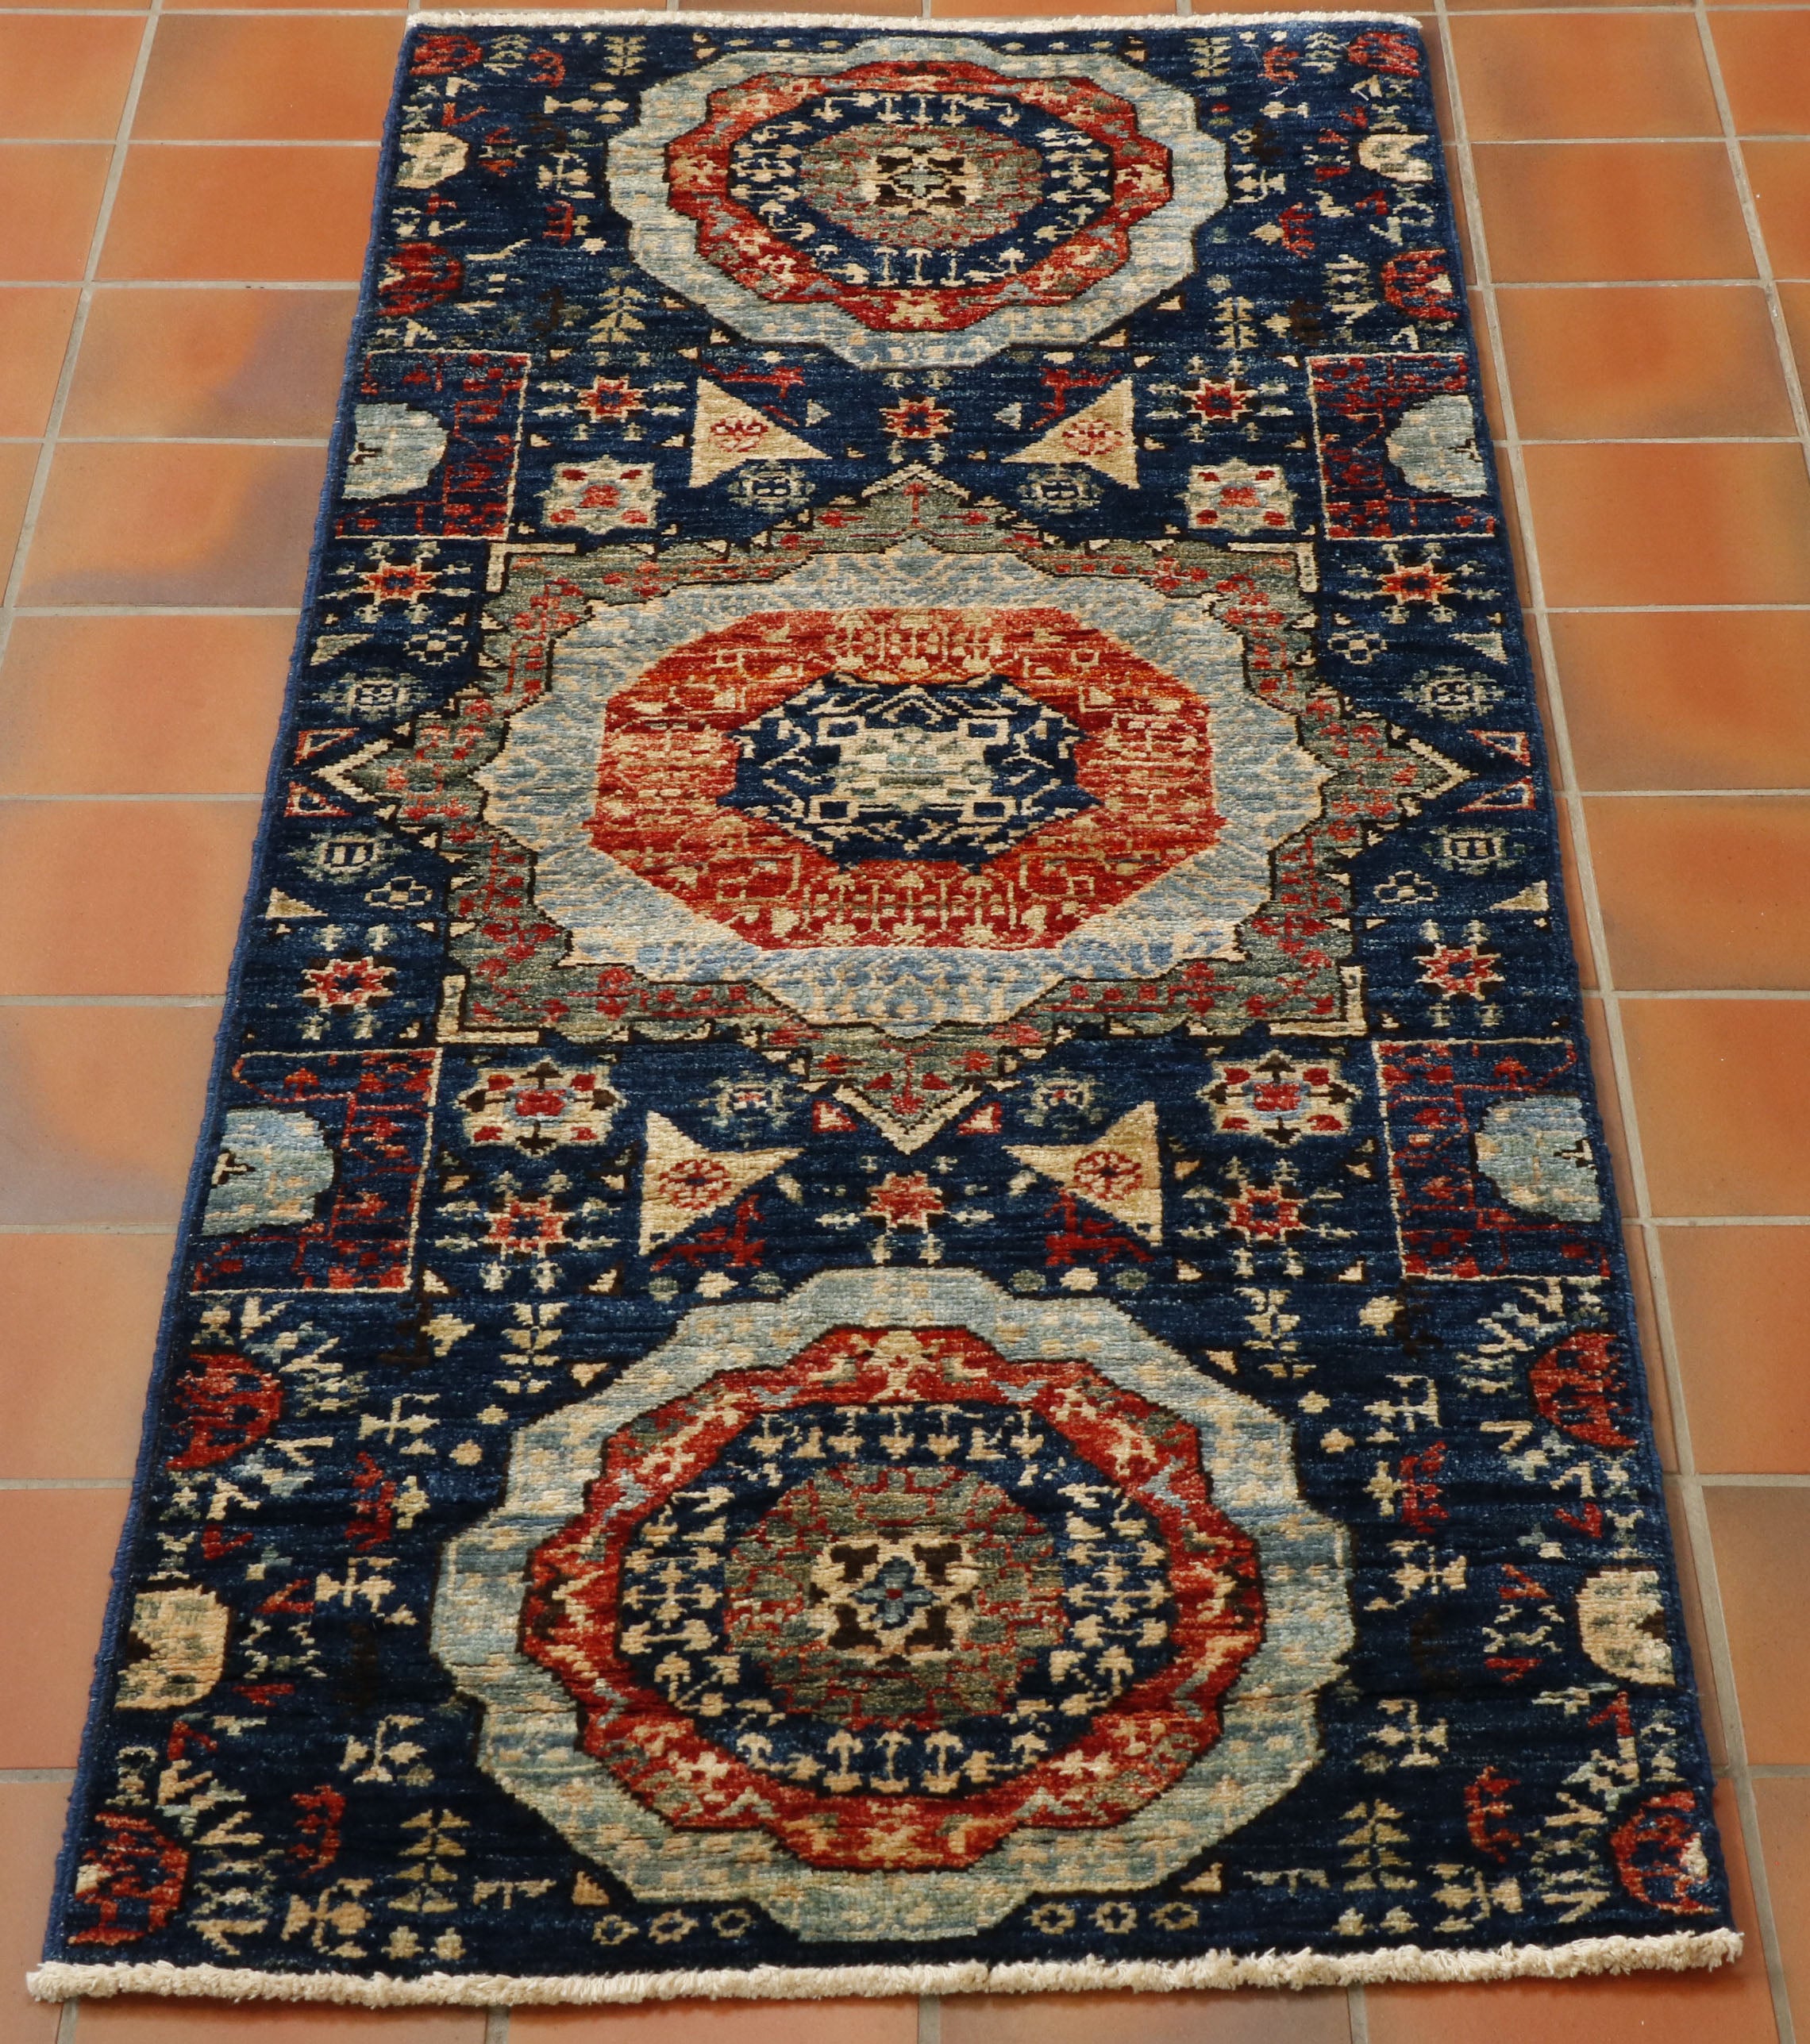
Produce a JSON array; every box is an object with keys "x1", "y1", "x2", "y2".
[
  {"x1": 29, "y1": 1930, "x2": 1742, "y2": 2006},
  {"x1": 413, "y1": 11, "x2": 1428, "y2": 31}
]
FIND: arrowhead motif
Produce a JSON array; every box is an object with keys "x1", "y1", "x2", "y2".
[
  {"x1": 639, "y1": 1111, "x2": 799, "y2": 1253},
  {"x1": 690, "y1": 379, "x2": 828, "y2": 487},
  {"x1": 1003, "y1": 380, "x2": 1138, "y2": 488},
  {"x1": 1007, "y1": 1099, "x2": 1163, "y2": 1242}
]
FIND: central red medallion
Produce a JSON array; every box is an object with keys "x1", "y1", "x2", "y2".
[{"x1": 586, "y1": 605, "x2": 1225, "y2": 953}]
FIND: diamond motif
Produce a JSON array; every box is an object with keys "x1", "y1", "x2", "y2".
[{"x1": 719, "y1": 672, "x2": 1096, "y2": 868}]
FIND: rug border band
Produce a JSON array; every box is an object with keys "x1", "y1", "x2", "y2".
[
  {"x1": 29, "y1": 1932, "x2": 1743, "y2": 2006},
  {"x1": 414, "y1": 11, "x2": 1428, "y2": 30}
]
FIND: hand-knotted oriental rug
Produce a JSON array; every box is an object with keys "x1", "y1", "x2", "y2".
[{"x1": 34, "y1": 10, "x2": 1739, "y2": 2011}]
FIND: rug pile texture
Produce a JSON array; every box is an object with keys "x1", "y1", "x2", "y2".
[{"x1": 33, "y1": 10, "x2": 1738, "y2": 2006}]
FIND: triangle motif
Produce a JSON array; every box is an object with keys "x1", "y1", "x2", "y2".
[
  {"x1": 1007, "y1": 1099, "x2": 1163, "y2": 1242},
  {"x1": 690, "y1": 379, "x2": 828, "y2": 487},
  {"x1": 1003, "y1": 381, "x2": 1138, "y2": 488},
  {"x1": 639, "y1": 1111, "x2": 799, "y2": 1253}
]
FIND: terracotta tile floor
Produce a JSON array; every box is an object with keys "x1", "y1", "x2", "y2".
[{"x1": 0, "y1": 2, "x2": 1804, "y2": 2038}]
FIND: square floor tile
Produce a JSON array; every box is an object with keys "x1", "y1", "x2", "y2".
[
  {"x1": 1704, "y1": 1483, "x2": 1810, "y2": 1762},
  {"x1": 21, "y1": 442, "x2": 328, "y2": 606},
  {"x1": 0, "y1": 1234, "x2": 168, "y2": 1480},
  {"x1": 1551, "y1": 611, "x2": 1810, "y2": 790},
  {"x1": 1621, "y1": 999, "x2": 1810, "y2": 1216},
  {"x1": 64, "y1": 286, "x2": 356, "y2": 437},
  {"x1": 0, "y1": 614, "x2": 294, "y2": 795},
  {"x1": 1663, "y1": 1224, "x2": 1810, "y2": 1474}
]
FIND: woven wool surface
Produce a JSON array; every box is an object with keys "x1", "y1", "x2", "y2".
[{"x1": 34, "y1": 11, "x2": 1739, "y2": 2007}]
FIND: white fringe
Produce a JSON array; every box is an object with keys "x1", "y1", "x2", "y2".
[
  {"x1": 29, "y1": 1930, "x2": 1742, "y2": 2007},
  {"x1": 414, "y1": 11, "x2": 1427, "y2": 31}
]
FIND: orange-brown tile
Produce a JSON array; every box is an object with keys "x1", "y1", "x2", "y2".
[
  {"x1": 1450, "y1": 0, "x2": 1685, "y2": 13},
  {"x1": 1450, "y1": 15, "x2": 1719, "y2": 140},
  {"x1": 21, "y1": 443, "x2": 328, "y2": 606},
  {"x1": 1744, "y1": 140, "x2": 1810, "y2": 276},
  {"x1": 0, "y1": 1488, "x2": 128, "y2": 1767},
  {"x1": 166, "y1": 0, "x2": 398, "y2": 14},
  {"x1": 1586, "y1": 796, "x2": 1810, "y2": 989},
  {"x1": 1662, "y1": 1224, "x2": 1810, "y2": 1473},
  {"x1": 0, "y1": 147, "x2": 111, "y2": 283},
  {"x1": 1623, "y1": 1226, "x2": 1677, "y2": 1469},
  {"x1": 1666, "y1": 1480, "x2": 1728, "y2": 1765},
  {"x1": 134, "y1": 17, "x2": 405, "y2": 142},
  {"x1": 0, "y1": 443, "x2": 39, "y2": 572},
  {"x1": 1367, "y1": 1784, "x2": 1773, "y2": 2040},
  {"x1": 98, "y1": 145, "x2": 379, "y2": 283},
  {"x1": 1496, "y1": 286, "x2": 1795, "y2": 439},
  {"x1": 0, "y1": 615, "x2": 293, "y2": 795},
  {"x1": 513, "y1": 2000, "x2": 918, "y2": 2042},
  {"x1": 1523, "y1": 444, "x2": 1810, "y2": 608},
  {"x1": 1781, "y1": 281, "x2": 1810, "y2": 385},
  {"x1": 63, "y1": 287, "x2": 356, "y2": 438},
  {"x1": 1581, "y1": 995, "x2": 1632, "y2": 1195},
  {"x1": 1623, "y1": 999, "x2": 1810, "y2": 1216},
  {"x1": 1558, "y1": 800, "x2": 1599, "y2": 991},
  {"x1": 1712, "y1": 11, "x2": 1810, "y2": 134},
  {"x1": 0, "y1": 17, "x2": 142, "y2": 140},
  {"x1": 0, "y1": 801, "x2": 258, "y2": 996},
  {"x1": 1552, "y1": 611, "x2": 1810, "y2": 791},
  {"x1": 78, "y1": 2004, "x2": 489, "y2": 2041},
  {"x1": 0, "y1": 1234, "x2": 168, "y2": 1480},
  {"x1": 1, "y1": 1781, "x2": 73, "y2": 2044},
  {"x1": 0, "y1": 288, "x2": 76, "y2": 437},
  {"x1": 0, "y1": 1005, "x2": 218, "y2": 1225},
  {"x1": 1704, "y1": 1481, "x2": 1810, "y2": 1761},
  {"x1": 1472, "y1": 144, "x2": 1754, "y2": 283},
  {"x1": 943, "y1": 1990, "x2": 1350, "y2": 2044},
  {"x1": 1754, "y1": 1776, "x2": 1810, "y2": 2019}
]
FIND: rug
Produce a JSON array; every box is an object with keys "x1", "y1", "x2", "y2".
[{"x1": 33, "y1": 10, "x2": 1739, "y2": 2007}]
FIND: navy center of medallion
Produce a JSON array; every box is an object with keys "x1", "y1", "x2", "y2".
[{"x1": 719, "y1": 672, "x2": 1096, "y2": 868}]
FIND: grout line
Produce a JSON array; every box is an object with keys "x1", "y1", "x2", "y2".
[
  {"x1": 1540, "y1": 602, "x2": 1810, "y2": 611},
  {"x1": 1694, "y1": 1475, "x2": 1810, "y2": 1487},
  {"x1": 0, "y1": 280, "x2": 359, "y2": 291},
  {"x1": 1487, "y1": 277, "x2": 1810, "y2": 290},
  {"x1": 54, "y1": 1999, "x2": 76, "y2": 2044},
  {"x1": 1694, "y1": 0, "x2": 1810, "y2": 476},
  {"x1": 0, "y1": 792, "x2": 264, "y2": 803},
  {"x1": 483, "y1": 2008, "x2": 510, "y2": 2044},
  {"x1": 0, "y1": 995, "x2": 229, "y2": 1006},
  {"x1": 0, "y1": 1479, "x2": 133, "y2": 1490},
  {"x1": 0, "y1": 1770, "x2": 78, "y2": 1784},
  {"x1": 89, "y1": 137, "x2": 381, "y2": 147},
  {"x1": 1691, "y1": 9, "x2": 1810, "y2": 2031},
  {"x1": 0, "y1": 1225, "x2": 179, "y2": 1234},
  {"x1": 12, "y1": 604, "x2": 301, "y2": 615},
  {"x1": 0, "y1": 0, "x2": 164, "y2": 672},
  {"x1": 918, "y1": 1994, "x2": 942, "y2": 2044},
  {"x1": 1347, "y1": 1982, "x2": 1371, "y2": 2044},
  {"x1": 1435, "y1": 10, "x2": 1797, "y2": 2038},
  {"x1": 49, "y1": 435, "x2": 333, "y2": 446}
]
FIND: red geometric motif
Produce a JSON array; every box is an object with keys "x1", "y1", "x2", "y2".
[
  {"x1": 662, "y1": 62, "x2": 1173, "y2": 336},
  {"x1": 519, "y1": 1324, "x2": 1265, "y2": 1870},
  {"x1": 1309, "y1": 352, "x2": 1495, "y2": 540},
  {"x1": 66, "y1": 1815, "x2": 189, "y2": 1947},
  {"x1": 587, "y1": 605, "x2": 1225, "y2": 951}
]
